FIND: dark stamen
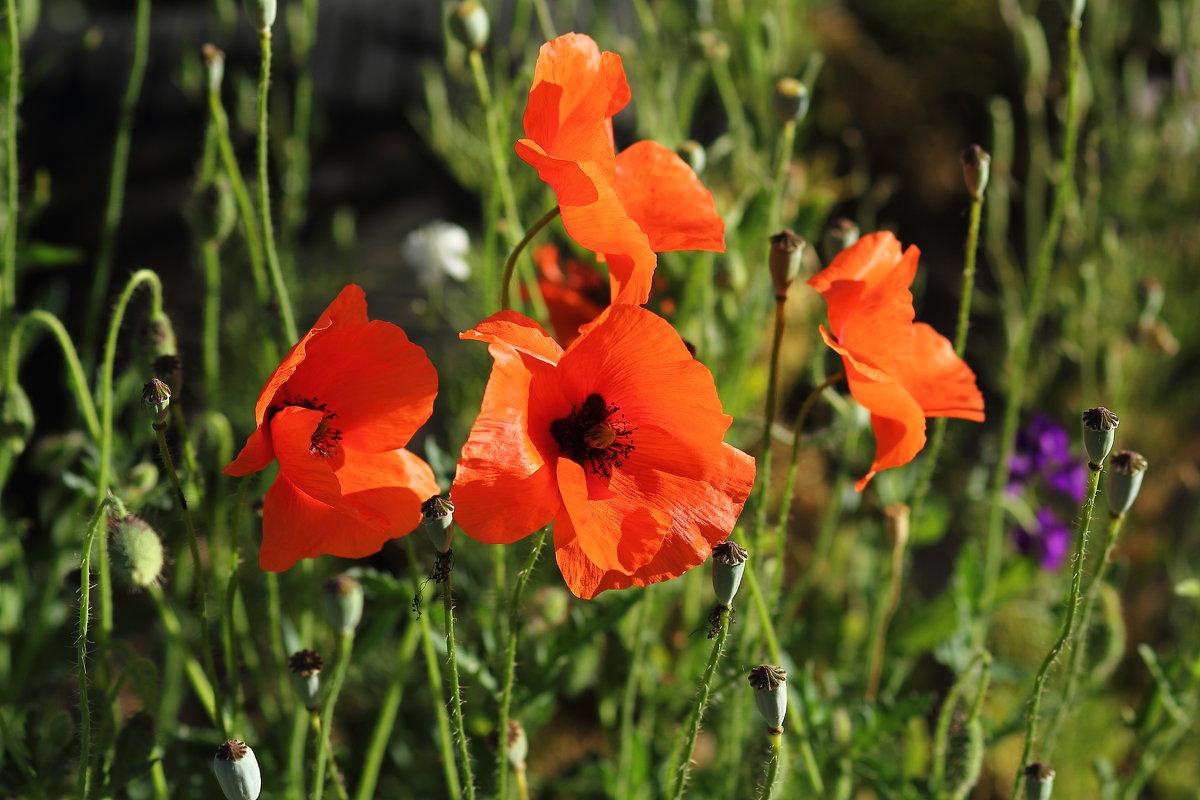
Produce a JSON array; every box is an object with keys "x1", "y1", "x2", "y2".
[
  {"x1": 266, "y1": 395, "x2": 344, "y2": 458},
  {"x1": 550, "y1": 393, "x2": 636, "y2": 478}
]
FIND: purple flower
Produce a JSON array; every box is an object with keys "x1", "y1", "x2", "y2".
[
  {"x1": 1012, "y1": 508, "x2": 1073, "y2": 571},
  {"x1": 1008, "y1": 414, "x2": 1086, "y2": 501}
]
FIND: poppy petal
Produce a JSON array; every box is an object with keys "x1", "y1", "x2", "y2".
[
  {"x1": 614, "y1": 140, "x2": 725, "y2": 254},
  {"x1": 515, "y1": 140, "x2": 602, "y2": 206},
  {"x1": 223, "y1": 425, "x2": 275, "y2": 476},
  {"x1": 282, "y1": 321, "x2": 437, "y2": 452},
  {"x1": 462, "y1": 310, "x2": 564, "y2": 365},
  {"x1": 807, "y1": 233, "x2": 918, "y2": 344},
  {"x1": 892, "y1": 323, "x2": 985, "y2": 421}
]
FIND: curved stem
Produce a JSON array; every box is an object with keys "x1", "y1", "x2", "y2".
[
  {"x1": 495, "y1": 530, "x2": 546, "y2": 800},
  {"x1": 667, "y1": 605, "x2": 730, "y2": 800},
  {"x1": 442, "y1": 554, "x2": 477, "y2": 800},
  {"x1": 83, "y1": 0, "x2": 151, "y2": 359},
  {"x1": 75, "y1": 498, "x2": 111, "y2": 800},
  {"x1": 312, "y1": 631, "x2": 354, "y2": 800},
  {"x1": 1009, "y1": 461, "x2": 1102, "y2": 799},
  {"x1": 1, "y1": 0, "x2": 20, "y2": 323},
  {"x1": 756, "y1": 732, "x2": 784, "y2": 800},
  {"x1": 256, "y1": 27, "x2": 299, "y2": 346},
  {"x1": 6, "y1": 311, "x2": 100, "y2": 440},
  {"x1": 865, "y1": 505, "x2": 910, "y2": 702},
  {"x1": 500, "y1": 205, "x2": 559, "y2": 311},
  {"x1": 981, "y1": 6, "x2": 1086, "y2": 645}
]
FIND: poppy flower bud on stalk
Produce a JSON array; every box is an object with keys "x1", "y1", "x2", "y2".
[
  {"x1": 768, "y1": 230, "x2": 806, "y2": 298},
  {"x1": 1024, "y1": 762, "x2": 1055, "y2": 800},
  {"x1": 110, "y1": 515, "x2": 165, "y2": 589},
  {"x1": 213, "y1": 739, "x2": 262, "y2": 800},
  {"x1": 711, "y1": 540, "x2": 748, "y2": 606},
  {"x1": 421, "y1": 495, "x2": 455, "y2": 553},
  {"x1": 449, "y1": 2, "x2": 489, "y2": 51},
  {"x1": 288, "y1": 649, "x2": 323, "y2": 710},
  {"x1": 748, "y1": 665, "x2": 788, "y2": 733},
  {"x1": 1081, "y1": 407, "x2": 1119, "y2": 467},
  {"x1": 676, "y1": 140, "x2": 707, "y2": 175},
  {"x1": 772, "y1": 78, "x2": 810, "y2": 124},
  {"x1": 961, "y1": 145, "x2": 991, "y2": 200},
  {"x1": 1107, "y1": 451, "x2": 1147, "y2": 517},
  {"x1": 505, "y1": 718, "x2": 528, "y2": 768},
  {"x1": 944, "y1": 716, "x2": 984, "y2": 799},
  {"x1": 821, "y1": 218, "x2": 859, "y2": 263},
  {"x1": 142, "y1": 379, "x2": 172, "y2": 427},
  {"x1": 323, "y1": 574, "x2": 364, "y2": 634},
  {"x1": 243, "y1": 0, "x2": 275, "y2": 32},
  {"x1": 202, "y1": 44, "x2": 224, "y2": 92}
]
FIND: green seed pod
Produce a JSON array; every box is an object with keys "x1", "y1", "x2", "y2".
[
  {"x1": 1081, "y1": 407, "x2": 1119, "y2": 466},
  {"x1": 422, "y1": 495, "x2": 455, "y2": 554},
  {"x1": 961, "y1": 145, "x2": 991, "y2": 200},
  {"x1": 1107, "y1": 451, "x2": 1147, "y2": 516},
  {"x1": 748, "y1": 665, "x2": 788, "y2": 732},
  {"x1": 676, "y1": 140, "x2": 707, "y2": 175},
  {"x1": 243, "y1": 0, "x2": 276, "y2": 31},
  {"x1": 505, "y1": 719, "x2": 528, "y2": 768},
  {"x1": 213, "y1": 739, "x2": 262, "y2": 800},
  {"x1": 287, "y1": 649, "x2": 323, "y2": 710},
  {"x1": 1024, "y1": 761, "x2": 1055, "y2": 800},
  {"x1": 944, "y1": 716, "x2": 984, "y2": 800},
  {"x1": 110, "y1": 516, "x2": 166, "y2": 590},
  {"x1": 142, "y1": 379, "x2": 171, "y2": 427},
  {"x1": 323, "y1": 574, "x2": 364, "y2": 634},
  {"x1": 768, "y1": 230, "x2": 805, "y2": 299},
  {"x1": 711, "y1": 540, "x2": 748, "y2": 606},
  {"x1": 821, "y1": 218, "x2": 860, "y2": 263},
  {"x1": 772, "y1": 78, "x2": 809, "y2": 124},
  {"x1": 449, "y1": 2, "x2": 489, "y2": 51}
]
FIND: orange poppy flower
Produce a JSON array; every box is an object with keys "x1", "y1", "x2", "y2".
[
  {"x1": 516, "y1": 33, "x2": 725, "y2": 307},
  {"x1": 807, "y1": 232, "x2": 985, "y2": 491},
  {"x1": 449, "y1": 304, "x2": 755, "y2": 599},
  {"x1": 531, "y1": 243, "x2": 608, "y2": 346},
  {"x1": 224, "y1": 285, "x2": 439, "y2": 570}
]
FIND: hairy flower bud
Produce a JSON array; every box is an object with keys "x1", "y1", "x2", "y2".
[
  {"x1": 213, "y1": 740, "x2": 262, "y2": 800},
  {"x1": 110, "y1": 515, "x2": 165, "y2": 589},
  {"x1": 711, "y1": 540, "x2": 748, "y2": 606},
  {"x1": 1081, "y1": 407, "x2": 1119, "y2": 467},
  {"x1": 945, "y1": 716, "x2": 984, "y2": 799}
]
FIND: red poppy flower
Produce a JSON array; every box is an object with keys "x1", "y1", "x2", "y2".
[
  {"x1": 531, "y1": 243, "x2": 608, "y2": 346},
  {"x1": 807, "y1": 232, "x2": 985, "y2": 491},
  {"x1": 449, "y1": 304, "x2": 755, "y2": 599},
  {"x1": 516, "y1": 33, "x2": 725, "y2": 307},
  {"x1": 224, "y1": 285, "x2": 439, "y2": 570}
]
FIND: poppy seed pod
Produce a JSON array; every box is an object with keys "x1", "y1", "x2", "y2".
[
  {"x1": 1107, "y1": 451, "x2": 1147, "y2": 516},
  {"x1": 449, "y1": 2, "x2": 490, "y2": 51},
  {"x1": 422, "y1": 495, "x2": 455, "y2": 553},
  {"x1": 243, "y1": 0, "x2": 275, "y2": 31},
  {"x1": 142, "y1": 379, "x2": 171, "y2": 427},
  {"x1": 323, "y1": 574, "x2": 364, "y2": 634},
  {"x1": 748, "y1": 665, "x2": 788, "y2": 732},
  {"x1": 768, "y1": 230, "x2": 805, "y2": 298},
  {"x1": 287, "y1": 649, "x2": 323, "y2": 710},
  {"x1": 1081, "y1": 407, "x2": 1119, "y2": 466},
  {"x1": 110, "y1": 516, "x2": 165, "y2": 589},
  {"x1": 772, "y1": 78, "x2": 810, "y2": 124},
  {"x1": 961, "y1": 145, "x2": 991, "y2": 200},
  {"x1": 711, "y1": 540, "x2": 748, "y2": 606},
  {"x1": 213, "y1": 739, "x2": 262, "y2": 800},
  {"x1": 1024, "y1": 762, "x2": 1055, "y2": 800},
  {"x1": 821, "y1": 218, "x2": 860, "y2": 263}
]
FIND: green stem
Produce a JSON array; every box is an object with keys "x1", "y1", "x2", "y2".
[
  {"x1": 768, "y1": 120, "x2": 797, "y2": 228},
  {"x1": 495, "y1": 531, "x2": 546, "y2": 800},
  {"x1": 147, "y1": 584, "x2": 219, "y2": 725},
  {"x1": 772, "y1": 372, "x2": 844, "y2": 602},
  {"x1": 256, "y1": 27, "x2": 299, "y2": 346},
  {"x1": 980, "y1": 4, "x2": 1086, "y2": 645},
  {"x1": 83, "y1": 0, "x2": 151, "y2": 360},
  {"x1": 754, "y1": 296, "x2": 787, "y2": 556},
  {"x1": 406, "y1": 538, "x2": 462, "y2": 798},
  {"x1": 668, "y1": 605, "x2": 730, "y2": 800},
  {"x1": 1009, "y1": 461, "x2": 1101, "y2": 799},
  {"x1": 442, "y1": 554, "x2": 477, "y2": 800},
  {"x1": 910, "y1": 181, "x2": 986, "y2": 521},
  {"x1": 282, "y1": 0, "x2": 320, "y2": 246},
  {"x1": 865, "y1": 505, "x2": 910, "y2": 702},
  {"x1": 756, "y1": 732, "x2": 784, "y2": 800},
  {"x1": 6, "y1": 311, "x2": 100, "y2": 441},
  {"x1": 467, "y1": 48, "x2": 522, "y2": 245},
  {"x1": 75, "y1": 498, "x2": 111, "y2": 800},
  {"x1": 201, "y1": 240, "x2": 222, "y2": 408},
  {"x1": 154, "y1": 420, "x2": 223, "y2": 735},
  {"x1": 930, "y1": 651, "x2": 989, "y2": 794},
  {"x1": 499, "y1": 205, "x2": 559, "y2": 311},
  {"x1": 1, "y1": 0, "x2": 19, "y2": 323},
  {"x1": 220, "y1": 478, "x2": 250, "y2": 734},
  {"x1": 354, "y1": 622, "x2": 420, "y2": 800},
  {"x1": 531, "y1": 0, "x2": 555, "y2": 39},
  {"x1": 617, "y1": 594, "x2": 652, "y2": 800},
  {"x1": 312, "y1": 631, "x2": 354, "y2": 800}
]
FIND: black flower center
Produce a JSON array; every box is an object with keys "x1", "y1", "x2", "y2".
[
  {"x1": 268, "y1": 395, "x2": 343, "y2": 458},
  {"x1": 550, "y1": 393, "x2": 636, "y2": 478}
]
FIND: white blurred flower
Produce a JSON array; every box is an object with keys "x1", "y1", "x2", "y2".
[{"x1": 402, "y1": 221, "x2": 471, "y2": 286}]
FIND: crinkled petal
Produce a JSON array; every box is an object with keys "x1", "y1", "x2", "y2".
[
  {"x1": 462, "y1": 310, "x2": 564, "y2": 365},
  {"x1": 614, "y1": 140, "x2": 725, "y2": 254},
  {"x1": 889, "y1": 323, "x2": 985, "y2": 421},
  {"x1": 807, "y1": 233, "x2": 918, "y2": 346}
]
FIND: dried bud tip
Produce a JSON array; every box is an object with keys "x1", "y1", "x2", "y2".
[
  {"x1": 1082, "y1": 407, "x2": 1119, "y2": 431},
  {"x1": 1082, "y1": 407, "x2": 1119, "y2": 466},
  {"x1": 287, "y1": 649, "x2": 324, "y2": 676},
  {"x1": 142, "y1": 379, "x2": 172, "y2": 426},
  {"x1": 769, "y1": 229, "x2": 806, "y2": 297},
  {"x1": 1025, "y1": 762, "x2": 1053, "y2": 781},
  {"x1": 1110, "y1": 450, "x2": 1147, "y2": 474},
  {"x1": 748, "y1": 664, "x2": 787, "y2": 691},
  {"x1": 213, "y1": 739, "x2": 261, "y2": 800},
  {"x1": 1107, "y1": 450, "x2": 1148, "y2": 516},
  {"x1": 215, "y1": 740, "x2": 248, "y2": 762},
  {"x1": 712, "y1": 540, "x2": 749, "y2": 566},
  {"x1": 422, "y1": 495, "x2": 454, "y2": 521},
  {"x1": 422, "y1": 495, "x2": 455, "y2": 553}
]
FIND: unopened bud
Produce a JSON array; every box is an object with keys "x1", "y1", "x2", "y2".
[
  {"x1": 449, "y1": 2, "x2": 489, "y2": 51},
  {"x1": 288, "y1": 649, "x2": 323, "y2": 709},
  {"x1": 213, "y1": 739, "x2": 262, "y2": 800},
  {"x1": 772, "y1": 78, "x2": 810, "y2": 124},
  {"x1": 945, "y1": 716, "x2": 984, "y2": 799},
  {"x1": 748, "y1": 665, "x2": 788, "y2": 732},
  {"x1": 323, "y1": 573, "x2": 364, "y2": 634},
  {"x1": 961, "y1": 145, "x2": 991, "y2": 200},
  {"x1": 711, "y1": 540, "x2": 748, "y2": 606},
  {"x1": 422, "y1": 495, "x2": 455, "y2": 553},
  {"x1": 140, "y1": 310, "x2": 177, "y2": 375},
  {"x1": 883, "y1": 503, "x2": 910, "y2": 549},
  {"x1": 676, "y1": 140, "x2": 707, "y2": 175},
  {"x1": 1107, "y1": 451, "x2": 1147, "y2": 516},
  {"x1": 1081, "y1": 407, "x2": 1119, "y2": 467},
  {"x1": 821, "y1": 218, "x2": 859, "y2": 263},
  {"x1": 244, "y1": 0, "x2": 276, "y2": 31},
  {"x1": 142, "y1": 379, "x2": 171, "y2": 427},
  {"x1": 110, "y1": 515, "x2": 165, "y2": 589},
  {"x1": 768, "y1": 230, "x2": 805, "y2": 298},
  {"x1": 505, "y1": 719, "x2": 528, "y2": 768},
  {"x1": 1024, "y1": 762, "x2": 1055, "y2": 800},
  {"x1": 202, "y1": 44, "x2": 225, "y2": 93}
]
